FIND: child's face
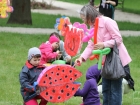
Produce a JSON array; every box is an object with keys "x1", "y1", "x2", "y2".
[
  {"x1": 30, "y1": 57, "x2": 41, "y2": 66},
  {"x1": 52, "y1": 42, "x2": 60, "y2": 51}
]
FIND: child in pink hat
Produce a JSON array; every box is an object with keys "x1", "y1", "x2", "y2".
[{"x1": 39, "y1": 35, "x2": 62, "y2": 65}]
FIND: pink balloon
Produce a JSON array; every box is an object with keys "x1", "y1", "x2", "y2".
[{"x1": 82, "y1": 28, "x2": 94, "y2": 42}]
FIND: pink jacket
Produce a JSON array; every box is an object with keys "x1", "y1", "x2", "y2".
[
  {"x1": 81, "y1": 16, "x2": 132, "y2": 66},
  {"x1": 39, "y1": 42, "x2": 58, "y2": 64}
]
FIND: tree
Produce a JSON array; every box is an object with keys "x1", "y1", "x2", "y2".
[{"x1": 7, "y1": 0, "x2": 32, "y2": 25}]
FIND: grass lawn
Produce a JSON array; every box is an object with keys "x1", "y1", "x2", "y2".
[
  {"x1": 0, "y1": 32, "x2": 140, "y2": 105},
  {"x1": 0, "y1": 13, "x2": 140, "y2": 31},
  {"x1": 58, "y1": 0, "x2": 140, "y2": 14}
]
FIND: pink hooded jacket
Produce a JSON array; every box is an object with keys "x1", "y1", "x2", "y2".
[
  {"x1": 81, "y1": 16, "x2": 132, "y2": 66},
  {"x1": 39, "y1": 42, "x2": 58, "y2": 64}
]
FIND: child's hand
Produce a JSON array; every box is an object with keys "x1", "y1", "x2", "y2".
[{"x1": 36, "y1": 86, "x2": 47, "y2": 95}]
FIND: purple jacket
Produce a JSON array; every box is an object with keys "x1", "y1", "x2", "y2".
[{"x1": 75, "y1": 64, "x2": 101, "y2": 105}]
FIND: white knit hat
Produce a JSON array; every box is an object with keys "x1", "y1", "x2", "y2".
[{"x1": 28, "y1": 47, "x2": 41, "y2": 60}]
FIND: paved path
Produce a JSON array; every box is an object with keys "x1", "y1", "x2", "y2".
[
  {"x1": 0, "y1": 0, "x2": 140, "y2": 36},
  {"x1": 33, "y1": 0, "x2": 140, "y2": 23},
  {"x1": 0, "y1": 26, "x2": 140, "y2": 37}
]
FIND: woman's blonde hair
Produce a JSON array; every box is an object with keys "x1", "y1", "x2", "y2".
[{"x1": 80, "y1": 4, "x2": 101, "y2": 24}]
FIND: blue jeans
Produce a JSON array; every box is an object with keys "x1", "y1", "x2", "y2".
[{"x1": 102, "y1": 78, "x2": 122, "y2": 105}]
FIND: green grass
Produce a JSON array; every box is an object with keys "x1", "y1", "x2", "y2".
[
  {"x1": 0, "y1": 13, "x2": 140, "y2": 31},
  {"x1": 0, "y1": 32, "x2": 140, "y2": 105},
  {"x1": 58, "y1": 0, "x2": 140, "y2": 14}
]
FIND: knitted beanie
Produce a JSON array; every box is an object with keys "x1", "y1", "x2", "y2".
[
  {"x1": 49, "y1": 35, "x2": 60, "y2": 44},
  {"x1": 28, "y1": 47, "x2": 41, "y2": 60}
]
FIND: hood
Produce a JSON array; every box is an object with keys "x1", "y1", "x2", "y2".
[
  {"x1": 86, "y1": 64, "x2": 101, "y2": 82},
  {"x1": 39, "y1": 42, "x2": 52, "y2": 50}
]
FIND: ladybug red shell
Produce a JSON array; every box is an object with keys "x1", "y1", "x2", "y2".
[{"x1": 37, "y1": 65, "x2": 82, "y2": 103}]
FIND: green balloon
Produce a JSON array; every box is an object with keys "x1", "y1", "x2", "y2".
[{"x1": 52, "y1": 60, "x2": 66, "y2": 64}]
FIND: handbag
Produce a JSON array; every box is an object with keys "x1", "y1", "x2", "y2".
[{"x1": 101, "y1": 40, "x2": 126, "y2": 80}]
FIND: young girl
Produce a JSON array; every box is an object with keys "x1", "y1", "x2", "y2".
[
  {"x1": 75, "y1": 4, "x2": 132, "y2": 105},
  {"x1": 39, "y1": 35, "x2": 62, "y2": 65},
  {"x1": 49, "y1": 32, "x2": 74, "y2": 65},
  {"x1": 19, "y1": 47, "x2": 48, "y2": 105},
  {"x1": 74, "y1": 64, "x2": 101, "y2": 105}
]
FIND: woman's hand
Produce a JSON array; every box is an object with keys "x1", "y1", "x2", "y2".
[
  {"x1": 75, "y1": 57, "x2": 84, "y2": 66},
  {"x1": 94, "y1": 42, "x2": 104, "y2": 50}
]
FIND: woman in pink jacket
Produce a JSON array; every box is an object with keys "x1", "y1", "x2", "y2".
[{"x1": 75, "y1": 4, "x2": 132, "y2": 105}]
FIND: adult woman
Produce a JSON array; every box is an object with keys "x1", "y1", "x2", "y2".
[{"x1": 75, "y1": 4, "x2": 132, "y2": 105}]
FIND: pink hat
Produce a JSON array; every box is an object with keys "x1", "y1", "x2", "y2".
[{"x1": 49, "y1": 35, "x2": 60, "y2": 44}]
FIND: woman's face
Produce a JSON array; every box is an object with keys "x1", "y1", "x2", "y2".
[
  {"x1": 80, "y1": 14, "x2": 93, "y2": 26},
  {"x1": 80, "y1": 14, "x2": 86, "y2": 24}
]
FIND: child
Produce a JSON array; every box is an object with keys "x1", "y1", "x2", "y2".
[
  {"x1": 49, "y1": 32, "x2": 74, "y2": 65},
  {"x1": 19, "y1": 47, "x2": 48, "y2": 105},
  {"x1": 74, "y1": 64, "x2": 101, "y2": 105},
  {"x1": 39, "y1": 35, "x2": 62, "y2": 65}
]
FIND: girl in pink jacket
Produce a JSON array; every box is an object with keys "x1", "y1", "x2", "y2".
[
  {"x1": 75, "y1": 4, "x2": 132, "y2": 105},
  {"x1": 39, "y1": 35, "x2": 61, "y2": 65}
]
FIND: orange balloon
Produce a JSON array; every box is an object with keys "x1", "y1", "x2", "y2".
[{"x1": 64, "y1": 26, "x2": 84, "y2": 56}]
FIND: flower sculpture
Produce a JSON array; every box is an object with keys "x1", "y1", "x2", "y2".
[
  {"x1": 54, "y1": 16, "x2": 72, "y2": 36},
  {"x1": 64, "y1": 25, "x2": 84, "y2": 56},
  {"x1": 0, "y1": 0, "x2": 13, "y2": 18}
]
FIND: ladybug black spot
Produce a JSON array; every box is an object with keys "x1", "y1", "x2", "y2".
[
  {"x1": 49, "y1": 77, "x2": 52, "y2": 80},
  {"x1": 66, "y1": 85, "x2": 69, "y2": 88},
  {"x1": 61, "y1": 90, "x2": 64, "y2": 93},
  {"x1": 62, "y1": 70, "x2": 65, "y2": 72},
  {"x1": 65, "y1": 75, "x2": 68, "y2": 78},
  {"x1": 69, "y1": 70, "x2": 72, "y2": 73},
  {"x1": 46, "y1": 92, "x2": 48, "y2": 95},
  {"x1": 52, "y1": 89, "x2": 55, "y2": 93},
  {"x1": 58, "y1": 96, "x2": 61, "y2": 99},
  {"x1": 74, "y1": 74, "x2": 77, "y2": 77},
  {"x1": 67, "y1": 93, "x2": 70, "y2": 96},
  {"x1": 50, "y1": 96, "x2": 52, "y2": 99}
]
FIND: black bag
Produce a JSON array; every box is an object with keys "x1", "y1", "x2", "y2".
[{"x1": 101, "y1": 40, "x2": 126, "y2": 80}]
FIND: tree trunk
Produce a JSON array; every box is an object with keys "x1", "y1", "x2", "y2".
[{"x1": 7, "y1": 0, "x2": 32, "y2": 25}]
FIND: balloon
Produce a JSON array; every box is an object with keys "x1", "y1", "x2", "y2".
[
  {"x1": 52, "y1": 60, "x2": 66, "y2": 64},
  {"x1": 82, "y1": 28, "x2": 94, "y2": 42},
  {"x1": 37, "y1": 65, "x2": 82, "y2": 103},
  {"x1": 0, "y1": 0, "x2": 13, "y2": 18},
  {"x1": 64, "y1": 25, "x2": 84, "y2": 56},
  {"x1": 92, "y1": 48, "x2": 111, "y2": 70},
  {"x1": 73, "y1": 22, "x2": 89, "y2": 35},
  {"x1": 93, "y1": 17, "x2": 99, "y2": 44}
]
